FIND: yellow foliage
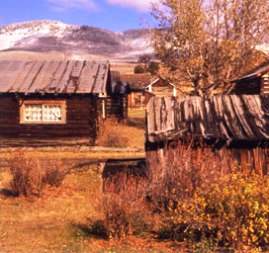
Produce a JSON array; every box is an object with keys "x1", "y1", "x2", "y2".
[{"x1": 161, "y1": 173, "x2": 269, "y2": 250}]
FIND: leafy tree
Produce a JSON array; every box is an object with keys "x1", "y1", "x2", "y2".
[
  {"x1": 148, "y1": 61, "x2": 160, "y2": 75},
  {"x1": 136, "y1": 54, "x2": 160, "y2": 75},
  {"x1": 134, "y1": 64, "x2": 146, "y2": 74},
  {"x1": 151, "y1": 0, "x2": 269, "y2": 95}
]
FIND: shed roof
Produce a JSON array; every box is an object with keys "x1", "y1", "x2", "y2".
[
  {"x1": 0, "y1": 60, "x2": 109, "y2": 94},
  {"x1": 233, "y1": 62, "x2": 269, "y2": 82},
  {"x1": 145, "y1": 76, "x2": 175, "y2": 89},
  {"x1": 120, "y1": 73, "x2": 152, "y2": 90},
  {"x1": 147, "y1": 95, "x2": 269, "y2": 143}
]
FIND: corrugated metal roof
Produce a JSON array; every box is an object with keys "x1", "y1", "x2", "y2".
[
  {"x1": 147, "y1": 95, "x2": 269, "y2": 142},
  {"x1": 0, "y1": 60, "x2": 109, "y2": 94}
]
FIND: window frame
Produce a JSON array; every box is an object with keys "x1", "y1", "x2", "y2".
[{"x1": 20, "y1": 100, "x2": 66, "y2": 124}]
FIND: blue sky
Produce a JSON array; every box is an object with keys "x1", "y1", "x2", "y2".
[{"x1": 0, "y1": 0, "x2": 157, "y2": 31}]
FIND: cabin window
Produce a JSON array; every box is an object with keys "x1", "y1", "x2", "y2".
[{"x1": 20, "y1": 101, "x2": 66, "y2": 124}]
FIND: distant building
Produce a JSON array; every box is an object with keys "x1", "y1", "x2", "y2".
[
  {"x1": 144, "y1": 76, "x2": 177, "y2": 104},
  {"x1": 120, "y1": 73, "x2": 152, "y2": 108}
]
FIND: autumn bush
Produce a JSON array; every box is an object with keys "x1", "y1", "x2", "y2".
[
  {"x1": 9, "y1": 151, "x2": 70, "y2": 197},
  {"x1": 158, "y1": 172, "x2": 269, "y2": 250},
  {"x1": 145, "y1": 145, "x2": 269, "y2": 250},
  {"x1": 90, "y1": 169, "x2": 152, "y2": 239},
  {"x1": 97, "y1": 118, "x2": 129, "y2": 148}
]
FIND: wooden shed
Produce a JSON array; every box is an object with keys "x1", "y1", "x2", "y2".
[
  {"x1": 144, "y1": 76, "x2": 177, "y2": 104},
  {"x1": 0, "y1": 60, "x2": 113, "y2": 146},
  {"x1": 146, "y1": 95, "x2": 269, "y2": 179},
  {"x1": 120, "y1": 73, "x2": 152, "y2": 108},
  {"x1": 231, "y1": 62, "x2": 269, "y2": 95}
]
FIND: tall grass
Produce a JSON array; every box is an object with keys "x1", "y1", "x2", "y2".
[
  {"x1": 9, "y1": 151, "x2": 70, "y2": 197},
  {"x1": 97, "y1": 118, "x2": 129, "y2": 148}
]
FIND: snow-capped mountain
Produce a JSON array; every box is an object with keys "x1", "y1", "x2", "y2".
[{"x1": 0, "y1": 20, "x2": 154, "y2": 61}]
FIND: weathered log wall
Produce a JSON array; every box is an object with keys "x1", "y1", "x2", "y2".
[
  {"x1": 106, "y1": 95, "x2": 128, "y2": 120},
  {"x1": 261, "y1": 74, "x2": 269, "y2": 94},
  {"x1": 0, "y1": 94, "x2": 98, "y2": 145}
]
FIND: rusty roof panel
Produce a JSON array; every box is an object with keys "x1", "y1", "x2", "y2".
[{"x1": 0, "y1": 60, "x2": 109, "y2": 95}]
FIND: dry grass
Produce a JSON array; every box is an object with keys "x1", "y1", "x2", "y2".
[
  {"x1": 0, "y1": 163, "x2": 177, "y2": 252},
  {"x1": 0, "y1": 147, "x2": 144, "y2": 160},
  {"x1": 0, "y1": 165, "x2": 102, "y2": 252},
  {"x1": 9, "y1": 152, "x2": 70, "y2": 197},
  {"x1": 0, "y1": 104, "x2": 160, "y2": 252},
  {"x1": 127, "y1": 109, "x2": 146, "y2": 130},
  {"x1": 97, "y1": 117, "x2": 144, "y2": 148}
]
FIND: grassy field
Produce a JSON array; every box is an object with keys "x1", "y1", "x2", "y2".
[
  {"x1": 0, "y1": 165, "x2": 178, "y2": 253},
  {"x1": 0, "y1": 109, "x2": 179, "y2": 253}
]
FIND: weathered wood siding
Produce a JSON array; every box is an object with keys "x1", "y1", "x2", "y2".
[
  {"x1": 128, "y1": 92, "x2": 145, "y2": 108},
  {"x1": 0, "y1": 94, "x2": 98, "y2": 144},
  {"x1": 146, "y1": 96, "x2": 269, "y2": 143},
  {"x1": 106, "y1": 95, "x2": 128, "y2": 120},
  {"x1": 150, "y1": 80, "x2": 175, "y2": 97},
  {"x1": 146, "y1": 95, "x2": 269, "y2": 177},
  {"x1": 146, "y1": 141, "x2": 269, "y2": 181},
  {"x1": 262, "y1": 74, "x2": 269, "y2": 94}
]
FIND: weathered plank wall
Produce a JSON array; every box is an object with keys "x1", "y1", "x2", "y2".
[
  {"x1": 151, "y1": 80, "x2": 175, "y2": 97},
  {"x1": 0, "y1": 94, "x2": 98, "y2": 145},
  {"x1": 262, "y1": 74, "x2": 269, "y2": 94},
  {"x1": 146, "y1": 95, "x2": 269, "y2": 179},
  {"x1": 146, "y1": 96, "x2": 269, "y2": 143},
  {"x1": 146, "y1": 141, "x2": 269, "y2": 184},
  {"x1": 106, "y1": 95, "x2": 128, "y2": 120}
]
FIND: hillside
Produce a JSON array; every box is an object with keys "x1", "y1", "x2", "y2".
[{"x1": 0, "y1": 20, "x2": 154, "y2": 62}]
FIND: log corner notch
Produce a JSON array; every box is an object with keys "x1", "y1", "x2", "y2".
[{"x1": 146, "y1": 95, "x2": 269, "y2": 175}]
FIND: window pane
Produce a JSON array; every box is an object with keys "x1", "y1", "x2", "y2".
[
  {"x1": 24, "y1": 104, "x2": 42, "y2": 122},
  {"x1": 23, "y1": 103, "x2": 64, "y2": 123},
  {"x1": 43, "y1": 105, "x2": 62, "y2": 122}
]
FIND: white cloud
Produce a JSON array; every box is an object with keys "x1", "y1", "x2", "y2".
[
  {"x1": 106, "y1": 0, "x2": 159, "y2": 12},
  {"x1": 47, "y1": 0, "x2": 97, "y2": 12}
]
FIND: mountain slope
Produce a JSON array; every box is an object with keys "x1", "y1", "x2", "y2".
[{"x1": 0, "y1": 20, "x2": 154, "y2": 61}]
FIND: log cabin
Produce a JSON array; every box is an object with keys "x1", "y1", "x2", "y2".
[
  {"x1": 231, "y1": 62, "x2": 269, "y2": 94},
  {"x1": 146, "y1": 95, "x2": 269, "y2": 183},
  {"x1": 0, "y1": 60, "x2": 124, "y2": 146}
]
